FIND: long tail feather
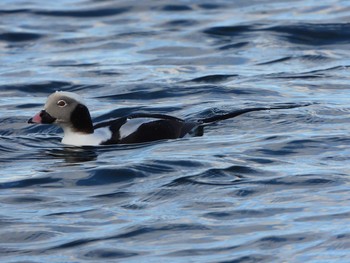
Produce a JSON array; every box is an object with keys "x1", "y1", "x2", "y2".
[{"x1": 199, "y1": 103, "x2": 311, "y2": 124}]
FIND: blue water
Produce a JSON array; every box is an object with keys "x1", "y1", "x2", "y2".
[{"x1": 1, "y1": 0, "x2": 350, "y2": 262}]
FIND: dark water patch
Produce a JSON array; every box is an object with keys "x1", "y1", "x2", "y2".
[
  {"x1": 161, "y1": 19, "x2": 198, "y2": 28},
  {"x1": 264, "y1": 23, "x2": 350, "y2": 45},
  {"x1": 164, "y1": 244, "x2": 238, "y2": 256},
  {"x1": 0, "y1": 138, "x2": 61, "y2": 161},
  {"x1": 34, "y1": 7, "x2": 131, "y2": 17},
  {"x1": 95, "y1": 86, "x2": 178, "y2": 101},
  {"x1": 49, "y1": 223, "x2": 209, "y2": 250},
  {"x1": 269, "y1": 65, "x2": 346, "y2": 79},
  {"x1": 204, "y1": 25, "x2": 255, "y2": 37},
  {"x1": 284, "y1": 138, "x2": 326, "y2": 151},
  {"x1": 143, "y1": 56, "x2": 248, "y2": 66},
  {"x1": 219, "y1": 41, "x2": 250, "y2": 50},
  {"x1": 187, "y1": 74, "x2": 238, "y2": 83},
  {"x1": 300, "y1": 54, "x2": 332, "y2": 62},
  {"x1": 230, "y1": 188, "x2": 261, "y2": 197},
  {"x1": 303, "y1": 233, "x2": 350, "y2": 254},
  {"x1": 115, "y1": 223, "x2": 210, "y2": 239},
  {"x1": 116, "y1": 30, "x2": 157, "y2": 39},
  {"x1": 252, "y1": 233, "x2": 318, "y2": 249},
  {"x1": 81, "y1": 248, "x2": 140, "y2": 260},
  {"x1": 256, "y1": 139, "x2": 299, "y2": 156},
  {"x1": 0, "y1": 32, "x2": 43, "y2": 42},
  {"x1": 0, "y1": 8, "x2": 30, "y2": 15},
  {"x1": 179, "y1": 200, "x2": 233, "y2": 211},
  {"x1": 135, "y1": 162, "x2": 175, "y2": 174},
  {"x1": 1, "y1": 81, "x2": 73, "y2": 94},
  {"x1": 16, "y1": 103, "x2": 42, "y2": 109},
  {"x1": 1, "y1": 195, "x2": 51, "y2": 204},
  {"x1": 48, "y1": 237, "x2": 99, "y2": 250},
  {"x1": 251, "y1": 173, "x2": 339, "y2": 189},
  {"x1": 163, "y1": 231, "x2": 322, "y2": 262},
  {"x1": 205, "y1": 23, "x2": 350, "y2": 47},
  {"x1": 248, "y1": 158, "x2": 275, "y2": 164},
  {"x1": 96, "y1": 83, "x2": 276, "y2": 106},
  {"x1": 0, "y1": 117, "x2": 38, "y2": 138},
  {"x1": 77, "y1": 163, "x2": 173, "y2": 186},
  {"x1": 45, "y1": 148, "x2": 98, "y2": 163},
  {"x1": 257, "y1": 148, "x2": 297, "y2": 156},
  {"x1": 268, "y1": 72, "x2": 326, "y2": 80},
  {"x1": 23, "y1": 116, "x2": 62, "y2": 134},
  {"x1": 81, "y1": 69, "x2": 122, "y2": 77},
  {"x1": 303, "y1": 108, "x2": 350, "y2": 125},
  {"x1": 205, "y1": 23, "x2": 350, "y2": 46},
  {"x1": 0, "y1": 117, "x2": 20, "y2": 125},
  {"x1": 328, "y1": 233, "x2": 350, "y2": 246},
  {"x1": 141, "y1": 188, "x2": 182, "y2": 203},
  {"x1": 24, "y1": 124, "x2": 60, "y2": 136},
  {"x1": 62, "y1": 41, "x2": 134, "y2": 53},
  {"x1": 0, "y1": 177, "x2": 61, "y2": 189},
  {"x1": 198, "y1": 3, "x2": 224, "y2": 9},
  {"x1": 122, "y1": 203, "x2": 147, "y2": 210},
  {"x1": 70, "y1": 84, "x2": 103, "y2": 92},
  {"x1": 260, "y1": 54, "x2": 332, "y2": 66},
  {"x1": 167, "y1": 165, "x2": 262, "y2": 187},
  {"x1": 157, "y1": 159, "x2": 204, "y2": 168},
  {"x1": 265, "y1": 70, "x2": 328, "y2": 80},
  {"x1": 160, "y1": 5, "x2": 192, "y2": 11},
  {"x1": 0, "y1": 247, "x2": 28, "y2": 256},
  {"x1": 203, "y1": 208, "x2": 299, "y2": 220},
  {"x1": 3, "y1": 81, "x2": 102, "y2": 96},
  {"x1": 0, "y1": 143, "x2": 17, "y2": 153},
  {"x1": 264, "y1": 136, "x2": 350, "y2": 157},
  {"x1": 139, "y1": 46, "x2": 208, "y2": 57},
  {"x1": 218, "y1": 255, "x2": 274, "y2": 263},
  {"x1": 166, "y1": 246, "x2": 274, "y2": 263},
  {"x1": 323, "y1": 155, "x2": 350, "y2": 162},
  {"x1": 96, "y1": 83, "x2": 239, "y2": 101},
  {"x1": 0, "y1": 231, "x2": 56, "y2": 243},
  {"x1": 91, "y1": 191, "x2": 133, "y2": 199},
  {"x1": 77, "y1": 168, "x2": 146, "y2": 186},
  {"x1": 94, "y1": 140, "x2": 161, "y2": 153},
  {"x1": 48, "y1": 61, "x2": 99, "y2": 67},
  {"x1": 78, "y1": 162, "x2": 176, "y2": 188},
  {"x1": 45, "y1": 209, "x2": 94, "y2": 217},
  {"x1": 50, "y1": 36, "x2": 102, "y2": 46},
  {"x1": 296, "y1": 211, "x2": 350, "y2": 222},
  {"x1": 257, "y1": 56, "x2": 292, "y2": 65}
]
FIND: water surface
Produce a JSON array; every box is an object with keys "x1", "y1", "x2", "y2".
[{"x1": 1, "y1": 0, "x2": 350, "y2": 262}]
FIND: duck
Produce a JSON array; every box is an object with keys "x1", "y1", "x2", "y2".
[{"x1": 28, "y1": 91, "x2": 308, "y2": 146}]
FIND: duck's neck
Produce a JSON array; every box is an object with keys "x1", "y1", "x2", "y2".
[
  {"x1": 61, "y1": 127, "x2": 93, "y2": 146},
  {"x1": 60, "y1": 125, "x2": 112, "y2": 146}
]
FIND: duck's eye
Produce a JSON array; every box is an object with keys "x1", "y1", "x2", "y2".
[{"x1": 57, "y1": 100, "x2": 67, "y2": 107}]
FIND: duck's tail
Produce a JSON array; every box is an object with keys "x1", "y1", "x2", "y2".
[{"x1": 199, "y1": 103, "x2": 311, "y2": 124}]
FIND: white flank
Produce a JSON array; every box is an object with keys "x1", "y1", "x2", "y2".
[
  {"x1": 61, "y1": 127, "x2": 111, "y2": 146},
  {"x1": 119, "y1": 118, "x2": 158, "y2": 139}
]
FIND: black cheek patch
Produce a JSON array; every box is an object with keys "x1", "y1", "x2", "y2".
[
  {"x1": 41, "y1": 110, "x2": 56, "y2": 124},
  {"x1": 70, "y1": 104, "x2": 94, "y2": 134}
]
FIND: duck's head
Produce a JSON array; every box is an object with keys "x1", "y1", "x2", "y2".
[{"x1": 28, "y1": 91, "x2": 93, "y2": 134}]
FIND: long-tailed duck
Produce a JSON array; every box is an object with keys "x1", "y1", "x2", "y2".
[{"x1": 28, "y1": 91, "x2": 307, "y2": 146}]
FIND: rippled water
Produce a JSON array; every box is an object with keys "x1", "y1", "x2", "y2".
[{"x1": 1, "y1": 0, "x2": 350, "y2": 262}]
